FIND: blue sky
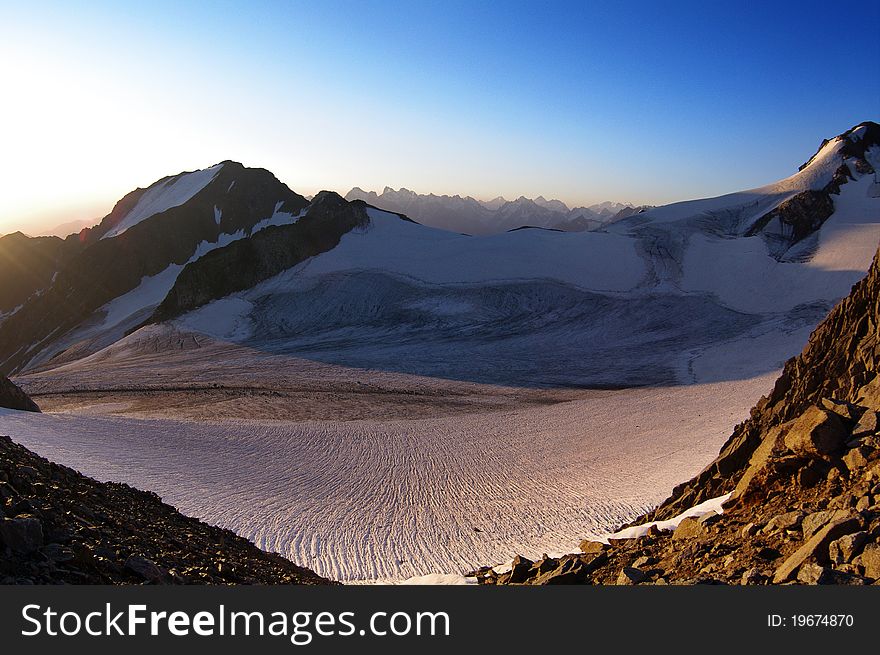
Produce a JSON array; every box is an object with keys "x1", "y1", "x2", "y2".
[{"x1": 1, "y1": 0, "x2": 878, "y2": 233}]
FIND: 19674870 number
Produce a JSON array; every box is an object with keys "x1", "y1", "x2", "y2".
[{"x1": 768, "y1": 614, "x2": 854, "y2": 628}]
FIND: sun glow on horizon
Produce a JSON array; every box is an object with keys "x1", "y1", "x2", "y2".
[{"x1": 1, "y1": 1, "x2": 877, "y2": 236}]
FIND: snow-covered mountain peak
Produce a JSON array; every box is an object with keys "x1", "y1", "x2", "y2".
[
  {"x1": 792, "y1": 121, "x2": 879, "y2": 187},
  {"x1": 533, "y1": 196, "x2": 571, "y2": 213},
  {"x1": 101, "y1": 163, "x2": 225, "y2": 239},
  {"x1": 480, "y1": 196, "x2": 508, "y2": 210}
]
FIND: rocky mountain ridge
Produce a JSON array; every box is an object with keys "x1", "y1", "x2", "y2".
[
  {"x1": 151, "y1": 191, "x2": 374, "y2": 322},
  {"x1": 746, "y1": 121, "x2": 879, "y2": 260},
  {"x1": 0, "y1": 162, "x2": 308, "y2": 375}
]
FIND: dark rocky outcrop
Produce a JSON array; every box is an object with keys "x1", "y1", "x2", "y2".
[
  {"x1": 0, "y1": 232, "x2": 83, "y2": 315},
  {"x1": 479, "y1": 245, "x2": 880, "y2": 585},
  {"x1": 0, "y1": 436, "x2": 334, "y2": 584},
  {"x1": 0, "y1": 376, "x2": 39, "y2": 412},
  {"x1": 746, "y1": 190, "x2": 835, "y2": 256},
  {"x1": 150, "y1": 192, "x2": 371, "y2": 322}
]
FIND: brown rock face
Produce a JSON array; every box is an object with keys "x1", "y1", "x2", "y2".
[
  {"x1": 855, "y1": 544, "x2": 880, "y2": 579},
  {"x1": 579, "y1": 540, "x2": 608, "y2": 555},
  {"x1": 772, "y1": 516, "x2": 861, "y2": 583},
  {"x1": 782, "y1": 406, "x2": 848, "y2": 457},
  {"x1": 671, "y1": 518, "x2": 705, "y2": 541}
]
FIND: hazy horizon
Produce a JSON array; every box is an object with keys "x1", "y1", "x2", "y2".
[{"x1": 2, "y1": 0, "x2": 878, "y2": 235}]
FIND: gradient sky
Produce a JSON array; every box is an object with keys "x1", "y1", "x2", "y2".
[{"x1": 1, "y1": 0, "x2": 878, "y2": 235}]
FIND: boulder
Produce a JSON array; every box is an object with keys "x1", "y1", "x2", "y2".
[
  {"x1": 856, "y1": 377, "x2": 880, "y2": 408},
  {"x1": 0, "y1": 516, "x2": 43, "y2": 554},
  {"x1": 731, "y1": 424, "x2": 787, "y2": 499},
  {"x1": 773, "y1": 516, "x2": 861, "y2": 583},
  {"x1": 783, "y1": 406, "x2": 847, "y2": 457},
  {"x1": 819, "y1": 398, "x2": 862, "y2": 421},
  {"x1": 741, "y1": 522, "x2": 758, "y2": 538},
  {"x1": 633, "y1": 555, "x2": 659, "y2": 569},
  {"x1": 698, "y1": 511, "x2": 722, "y2": 526},
  {"x1": 802, "y1": 509, "x2": 852, "y2": 540},
  {"x1": 765, "y1": 511, "x2": 804, "y2": 533},
  {"x1": 124, "y1": 555, "x2": 164, "y2": 582},
  {"x1": 852, "y1": 410, "x2": 879, "y2": 439},
  {"x1": 578, "y1": 540, "x2": 608, "y2": 555},
  {"x1": 828, "y1": 531, "x2": 867, "y2": 565},
  {"x1": 672, "y1": 517, "x2": 705, "y2": 540},
  {"x1": 531, "y1": 557, "x2": 558, "y2": 576},
  {"x1": 854, "y1": 543, "x2": 880, "y2": 580},
  {"x1": 616, "y1": 566, "x2": 647, "y2": 585},
  {"x1": 507, "y1": 555, "x2": 534, "y2": 584},
  {"x1": 740, "y1": 568, "x2": 765, "y2": 585},
  {"x1": 796, "y1": 563, "x2": 828, "y2": 584},
  {"x1": 843, "y1": 447, "x2": 871, "y2": 474},
  {"x1": 534, "y1": 558, "x2": 590, "y2": 585}
]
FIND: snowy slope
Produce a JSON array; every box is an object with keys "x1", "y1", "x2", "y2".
[
  {"x1": 606, "y1": 131, "x2": 880, "y2": 311},
  {"x1": 0, "y1": 369, "x2": 774, "y2": 581},
  {"x1": 263, "y1": 208, "x2": 645, "y2": 291},
  {"x1": 680, "y1": 175, "x2": 880, "y2": 313},
  {"x1": 614, "y1": 131, "x2": 857, "y2": 231}
]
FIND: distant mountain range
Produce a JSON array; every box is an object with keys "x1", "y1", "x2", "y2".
[
  {"x1": 39, "y1": 219, "x2": 95, "y2": 238},
  {"x1": 343, "y1": 187, "x2": 650, "y2": 234}
]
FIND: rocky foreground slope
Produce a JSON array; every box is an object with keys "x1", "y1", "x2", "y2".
[
  {"x1": 0, "y1": 386, "x2": 333, "y2": 584},
  {"x1": 478, "y1": 245, "x2": 880, "y2": 585}
]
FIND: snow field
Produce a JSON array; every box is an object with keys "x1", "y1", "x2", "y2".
[{"x1": 0, "y1": 371, "x2": 774, "y2": 582}]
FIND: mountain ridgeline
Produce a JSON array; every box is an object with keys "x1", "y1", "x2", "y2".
[
  {"x1": 344, "y1": 186, "x2": 649, "y2": 235},
  {"x1": 0, "y1": 120, "x2": 877, "y2": 383}
]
